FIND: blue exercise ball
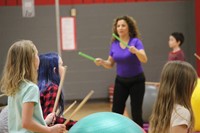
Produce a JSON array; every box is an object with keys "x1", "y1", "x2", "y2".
[{"x1": 69, "y1": 112, "x2": 145, "y2": 133}]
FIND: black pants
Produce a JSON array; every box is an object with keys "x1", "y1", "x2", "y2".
[{"x1": 112, "y1": 73, "x2": 145, "y2": 127}]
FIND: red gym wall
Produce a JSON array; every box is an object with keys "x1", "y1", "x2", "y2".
[
  {"x1": 0, "y1": 0, "x2": 196, "y2": 99},
  {"x1": 0, "y1": 0, "x2": 179, "y2": 6},
  {"x1": 195, "y1": 0, "x2": 200, "y2": 76},
  {"x1": 0, "y1": 0, "x2": 199, "y2": 75}
]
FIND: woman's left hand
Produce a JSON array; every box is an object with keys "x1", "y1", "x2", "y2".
[
  {"x1": 129, "y1": 46, "x2": 148, "y2": 63},
  {"x1": 129, "y1": 46, "x2": 138, "y2": 54}
]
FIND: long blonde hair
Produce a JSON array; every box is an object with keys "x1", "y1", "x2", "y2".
[
  {"x1": 0, "y1": 40, "x2": 38, "y2": 96},
  {"x1": 149, "y1": 61, "x2": 197, "y2": 133}
]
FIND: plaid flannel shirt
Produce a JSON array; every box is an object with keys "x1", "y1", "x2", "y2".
[{"x1": 40, "y1": 82, "x2": 76, "y2": 130}]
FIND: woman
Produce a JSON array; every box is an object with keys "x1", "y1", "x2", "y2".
[{"x1": 95, "y1": 16, "x2": 148, "y2": 127}]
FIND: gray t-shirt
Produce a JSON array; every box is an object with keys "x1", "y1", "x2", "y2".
[{"x1": 0, "y1": 106, "x2": 8, "y2": 133}]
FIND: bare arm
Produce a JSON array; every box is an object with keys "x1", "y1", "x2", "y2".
[
  {"x1": 22, "y1": 102, "x2": 66, "y2": 133},
  {"x1": 94, "y1": 56, "x2": 115, "y2": 69},
  {"x1": 129, "y1": 46, "x2": 148, "y2": 63},
  {"x1": 171, "y1": 125, "x2": 188, "y2": 133}
]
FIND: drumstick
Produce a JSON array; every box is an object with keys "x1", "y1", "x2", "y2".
[
  {"x1": 112, "y1": 33, "x2": 130, "y2": 48},
  {"x1": 78, "y1": 52, "x2": 96, "y2": 61},
  {"x1": 63, "y1": 101, "x2": 77, "y2": 116},
  {"x1": 64, "y1": 90, "x2": 94, "y2": 124},
  {"x1": 0, "y1": 94, "x2": 6, "y2": 98},
  {"x1": 145, "y1": 82, "x2": 159, "y2": 86},
  {"x1": 52, "y1": 66, "x2": 67, "y2": 113},
  {"x1": 194, "y1": 53, "x2": 200, "y2": 60}
]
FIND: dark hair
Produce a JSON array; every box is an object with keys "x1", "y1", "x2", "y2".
[
  {"x1": 38, "y1": 52, "x2": 60, "y2": 90},
  {"x1": 112, "y1": 15, "x2": 140, "y2": 42},
  {"x1": 37, "y1": 52, "x2": 64, "y2": 115},
  {"x1": 171, "y1": 32, "x2": 184, "y2": 46}
]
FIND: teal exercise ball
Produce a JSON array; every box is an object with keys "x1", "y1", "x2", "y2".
[{"x1": 69, "y1": 112, "x2": 145, "y2": 133}]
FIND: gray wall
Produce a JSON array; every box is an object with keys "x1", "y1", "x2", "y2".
[{"x1": 0, "y1": 0, "x2": 196, "y2": 103}]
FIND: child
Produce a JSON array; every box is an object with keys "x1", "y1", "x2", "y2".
[
  {"x1": 168, "y1": 32, "x2": 185, "y2": 61},
  {"x1": 38, "y1": 52, "x2": 76, "y2": 130},
  {"x1": 0, "y1": 40, "x2": 66, "y2": 133},
  {"x1": 149, "y1": 61, "x2": 197, "y2": 133}
]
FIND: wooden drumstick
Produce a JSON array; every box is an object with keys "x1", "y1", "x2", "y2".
[
  {"x1": 64, "y1": 90, "x2": 94, "y2": 124},
  {"x1": 194, "y1": 53, "x2": 200, "y2": 60},
  {"x1": 145, "y1": 82, "x2": 159, "y2": 86},
  {"x1": 63, "y1": 101, "x2": 77, "y2": 116},
  {"x1": 0, "y1": 94, "x2": 6, "y2": 98},
  {"x1": 52, "y1": 66, "x2": 67, "y2": 113}
]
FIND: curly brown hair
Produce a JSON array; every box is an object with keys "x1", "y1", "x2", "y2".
[{"x1": 111, "y1": 15, "x2": 141, "y2": 42}]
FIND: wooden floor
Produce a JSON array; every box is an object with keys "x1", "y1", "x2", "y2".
[
  {"x1": 2, "y1": 101, "x2": 200, "y2": 133},
  {"x1": 0, "y1": 100, "x2": 129, "y2": 121},
  {"x1": 63, "y1": 100, "x2": 130, "y2": 121},
  {"x1": 64, "y1": 101, "x2": 112, "y2": 121}
]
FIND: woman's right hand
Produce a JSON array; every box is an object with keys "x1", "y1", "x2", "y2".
[
  {"x1": 49, "y1": 124, "x2": 66, "y2": 133},
  {"x1": 94, "y1": 58, "x2": 104, "y2": 66}
]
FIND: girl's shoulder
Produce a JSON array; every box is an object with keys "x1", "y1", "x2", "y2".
[
  {"x1": 174, "y1": 104, "x2": 190, "y2": 115},
  {"x1": 171, "y1": 104, "x2": 191, "y2": 127},
  {"x1": 20, "y1": 80, "x2": 38, "y2": 90},
  {"x1": 21, "y1": 80, "x2": 39, "y2": 95},
  {"x1": 42, "y1": 82, "x2": 59, "y2": 92},
  {"x1": 47, "y1": 82, "x2": 58, "y2": 88}
]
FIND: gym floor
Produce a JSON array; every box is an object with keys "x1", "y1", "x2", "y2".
[
  {"x1": 63, "y1": 101, "x2": 112, "y2": 121},
  {"x1": 63, "y1": 99, "x2": 131, "y2": 120}
]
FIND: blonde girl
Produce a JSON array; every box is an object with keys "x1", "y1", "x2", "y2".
[
  {"x1": 0, "y1": 40, "x2": 66, "y2": 133},
  {"x1": 149, "y1": 61, "x2": 197, "y2": 133}
]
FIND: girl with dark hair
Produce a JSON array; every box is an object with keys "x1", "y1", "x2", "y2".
[{"x1": 38, "y1": 52, "x2": 76, "y2": 130}]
